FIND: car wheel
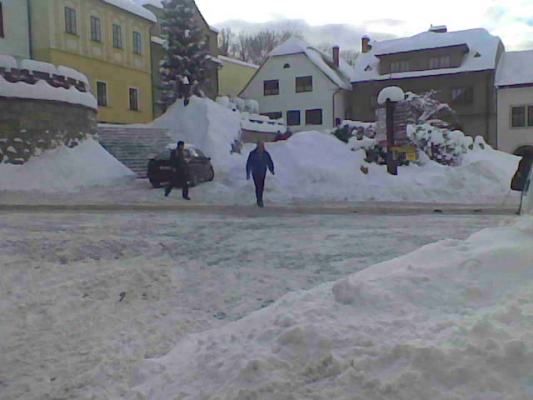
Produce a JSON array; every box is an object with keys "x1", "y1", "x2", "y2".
[
  {"x1": 207, "y1": 167, "x2": 215, "y2": 182},
  {"x1": 150, "y1": 179, "x2": 162, "y2": 188}
]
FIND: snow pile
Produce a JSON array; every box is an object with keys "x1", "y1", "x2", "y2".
[
  {"x1": 216, "y1": 95, "x2": 259, "y2": 114},
  {"x1": 200, "y1": 130, "x2": 518, "y2": 204},
  {"x1": 0, "y1": 138, "x2": 134, "y2": 192},
  {"x1": 133, "y1": 217, "x2": 533, "y2": 400},
  {"x1": 149, "y1": 97, "x2": 241, "y2": 168}
]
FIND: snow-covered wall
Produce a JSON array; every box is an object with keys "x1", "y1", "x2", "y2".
[{"x1": 0, "y1": 99, "x2": 97, "y2": 165}]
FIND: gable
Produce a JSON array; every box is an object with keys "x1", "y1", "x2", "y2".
[{"x1": 240, "y1": 53, "x2": 344, "y2": 98}]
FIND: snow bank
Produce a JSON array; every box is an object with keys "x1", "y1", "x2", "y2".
[
  {"x1": 0, "y1": 138, "x2": 134, "y2": 192},
  {"x1": 149, "y1": 97, "x2": 241, "y2": 169},
  {"x1": 133, "y1": 217, "x2": 533, "y2": 400},
  {"x1": 195, "y1": 129, "x2": 518, "y2": 205}
]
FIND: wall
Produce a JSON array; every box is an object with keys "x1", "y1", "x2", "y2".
[
  {"x1": 241, "y1": 53, "x2": 344, "y2": 132},
  {"x1": 0, "y1": 98, "x2": 97, "y2": 164},
  {"x1": 219, "y1": 57, "x2": 258, "y2": 97},
  {"x1": 378, "y1": 46, "x2": 466, "y2": 75},
  {"x1": 497, "y1": 86, "x2": 533, "y2": 154},
  {"x1": 351, "y1": 70, "x2": 498, "y2": 145},
  {"x1": 29, "y1": 0, "x2": 154, "y2": 124},
  {"x1": 0, "y1": 0, "x2": 30, "y2": 58}
]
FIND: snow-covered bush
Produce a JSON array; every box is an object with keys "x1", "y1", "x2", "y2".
[
  {"x1": 407, "y1": 124, "x2": 482, "y2": 166},
  {"x1": 332, "y1": 120, "x2": 376, "y2": 143},
  {"x1": 404, "y1": 90, "x2": 459, "y2": 129},
  {"x1": 216, "y1": 96, "x2": 259, "y2": 114}
]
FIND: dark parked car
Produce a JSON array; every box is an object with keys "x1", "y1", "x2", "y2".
[{"x1": 147, "y1": 145, "x2": 215, "y2": 188}]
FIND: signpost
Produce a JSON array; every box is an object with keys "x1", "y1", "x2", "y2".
[{"x1": 376, "y1": 87, "x2": 417, "y2": 175}]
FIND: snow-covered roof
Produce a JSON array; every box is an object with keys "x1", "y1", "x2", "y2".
[
  {"x1": 352, "y1": 28, "x2": 502, "y2": 83},
  {"x1": 133, "y1": 0, "x2": 218, "y2": 32},
  {"x1": 0, "y1": 54, "x2": 18, "y2": 70},
  {"x1": 219, "y1": 56, "x2": 259, "y2": 69},
  {"x1": 269, "y1": 38, "x2": 353, "y2": 90},
  {"x1": 57, "y1": 66, "x2": 90, "y2": 85},
  {"x1": 103, "y1": 0, "x2": 157, "y2": 22},
  {"x1": 495, "y1": 50, "x2": 533, "y2": 88},
  {"x1": 0, "y1": 75, "x2": 97, "y2": 110},
  {"x1": 151, "y1": 36, "x2": 165, "y2": 45},
  {"x1": 20, "y1": 59, "x2": 58, "y2": 75}
]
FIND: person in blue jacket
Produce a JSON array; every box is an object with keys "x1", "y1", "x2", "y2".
[{"x1": 246, "y1": 141, "x2": 275, "y2": 208}]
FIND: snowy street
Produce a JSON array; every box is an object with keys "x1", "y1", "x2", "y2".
[{"x1": 0, "y1": 209, "x2": 512, "y2": 399}]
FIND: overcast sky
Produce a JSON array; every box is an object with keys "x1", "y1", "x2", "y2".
[{"x1": 195, "y1": 0, "x2": 533, "y2": 50}]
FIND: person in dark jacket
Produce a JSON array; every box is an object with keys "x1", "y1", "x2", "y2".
[
  {"x1": 511, "y1": 154, "x2": 533, "y2": 214},
  {"x1": 165, "y1": 141, "x2": 191, "y2": 200},
  {"x1": 246, "y1": 142, "x2": 275, "y2": 208}
]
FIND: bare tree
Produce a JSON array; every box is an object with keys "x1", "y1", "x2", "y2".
[{"x1": 218, "y1": 28, "x2": 233, "y2": 56}]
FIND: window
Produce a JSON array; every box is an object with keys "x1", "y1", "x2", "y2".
[
  {"x1": 451, "y1": 87, "x2": 474, "y2": 105},
  {"x1": 96, "y1": 81, "x2": 108, "y2": 107},
  {"x1": 287, "y1": 110, "x2": 301, "y2": 126},
  {"x1": 529, "y1": 106, "x2": 533, "y2": 127},
  {"x1": 90, "y1": 16, "x2": 102, "y2": 42},
  {"x1": 296, "y1": 76, "x2": 313, "y2": 93},
  {"x1": 263, "y1": 80, "x2": 279, "y2": 96},
  {"x1": 306, "y1": 109, "x2": 323, "y2": 125},
  {"x1": 512, "y1": 106, "x2": 526, "y2": 128},
  {"x1": 390, "y1": 60, "x2": 409, "y2": 73},
  {"x1": 64, "y1": 7, "x2": 77, "y2": 35},
  {"x1": 262, "y1": 112, "x2": 282, "y2": 120},
  {"x1": 0, "y1": 2, "x2": 4, "y2": 38},
  {"x1": 113, "y1": 24, "x2": 123, "y2": 49},
  {"x1": 429, "y1": 55, "x2": 451, "y2": 69},
  {"x1": 129, "y1": 88, "x2": 139, "y2": 111},
  {"x1": 133, "y1": 31, "x2": 142, "y2": 54}
]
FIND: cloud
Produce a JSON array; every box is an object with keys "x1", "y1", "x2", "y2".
[{"x1": 198, "y1": 0, "x2": 533, "y2": 51}]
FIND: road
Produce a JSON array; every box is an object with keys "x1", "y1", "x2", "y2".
[{"x1": 0, "y1": 210, "x2": 516, "y2": 399}]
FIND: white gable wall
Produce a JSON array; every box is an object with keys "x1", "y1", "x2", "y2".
[
  {"x1": 497, "y1": 86, "x2": 533, "y2": 154},
  {"x1": 241, "y1": 53, "x2": 346, "y2": 132}
]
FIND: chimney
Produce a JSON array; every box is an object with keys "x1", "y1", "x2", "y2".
[
  {"x1": 332, "y1": 46, "x2": 340, "y2": 68},
  {"x1": 429, "y1": 25, "x2": 447, "y2": 33},
  {"x1": 362, "y1": 35, "x2": 371, "y2": 53}
]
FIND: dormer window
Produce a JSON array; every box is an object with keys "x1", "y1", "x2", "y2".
[
  {"x1": 283, "y1": 63, "x2": 291, "y2": 69},
  {"x1": 364, "y1": 65, "x2": 372, "y2": 72},
  {"x1": 390, "y1": 60, "x2": 410, "y2": 73},
  {"x1": 429, "y1": 55, "x2": 451, "y2": 69},
  {"x1": 474, "y1": 52, "x2": 481, "y2": 58}
]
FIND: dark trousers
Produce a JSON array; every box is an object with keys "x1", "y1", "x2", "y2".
[
  {"x1": 165, "y1": 175, "x2": 189, "y2": 199},
  {"x1": 253, "y1": 173, "x2": 266, "y2": 204}
]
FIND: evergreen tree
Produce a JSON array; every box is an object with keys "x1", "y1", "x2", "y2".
[{"x1": 160, "y1": 0, "x2": 210, "y2": 109}]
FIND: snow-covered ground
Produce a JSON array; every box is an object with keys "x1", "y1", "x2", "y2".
[
  {"x1": 0, "y1": 211, "x2": 511, "y2": 400},
  {"x1": 135, "y1": 215, "x2": 533, "y2": 400}
]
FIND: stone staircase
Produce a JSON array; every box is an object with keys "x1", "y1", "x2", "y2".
[{"x1": 98, "y1": 126, "x2": 172, "y2": 178}]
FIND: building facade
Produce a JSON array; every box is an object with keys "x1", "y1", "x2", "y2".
[
  {"x1": 496, "y1": 51, "x2": 533, "y2": 155},
  {"x1": 139, "y1": 0, "x2": 220, "y2": 117},
  {"x1": 351, "y1": 27, "x2": 505, "y2": 146},
  {"x1": 218, "y1": 56, "x2": 258, "y2": 98},
  {"x1": 0, "y1": 0, "x2": 31, "y2": 58},
  {"x1": 29, "y1": 0, "x2": 155, "y2": 124},
  {"x1": 240, "y1": 38, "x2": 352, "y2": 132}
]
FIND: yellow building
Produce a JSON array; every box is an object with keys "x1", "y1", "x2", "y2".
[
  {"x1": 29, "y1": 0, "x2": 155, "y2": 124},
  {"x1": 218, "y1": 56, "x2": 259, "y2": 98}
]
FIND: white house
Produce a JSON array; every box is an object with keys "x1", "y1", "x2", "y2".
[
  {"x1": 240, "y1": 38, "x2": 353, "y2": 132},
  {"x1": 496, "y1": 50, "x2": 533, "y2": 155}
]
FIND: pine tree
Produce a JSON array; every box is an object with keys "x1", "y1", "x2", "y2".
[{"x1": 160, "y1": 0, "x2": 210, "y2": 109}]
